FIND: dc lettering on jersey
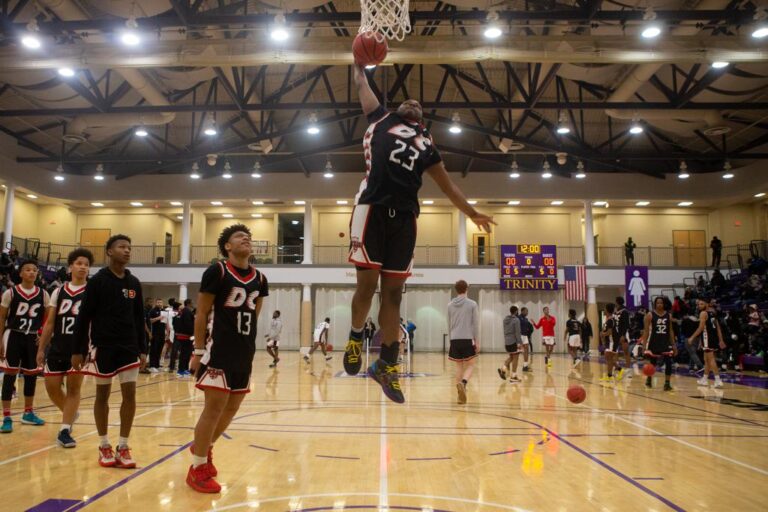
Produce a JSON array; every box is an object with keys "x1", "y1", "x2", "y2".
[
  {"x1": 387, "y1": 125, "x2": 432, "y2": 151},
  {"x1": 58, "y1": 298, "x2": 81, "y2": 316},
  {"x1": 224, "y1": 287, "x2": 261, "y2": 310},
  {"x1": 15, "y1": 302, "x2": 42, "y2": 319}
]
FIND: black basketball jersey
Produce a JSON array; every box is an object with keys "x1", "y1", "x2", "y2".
[
  {"x1": 614, "y1": 307, "x2": 630, "y2": 338},
  {"x1": 566, "y1": 319, "x2": 581, "y2": 336},
  {"x1": 649, "y1": 311, "x2": 672, "y2": 348},
  {"x1": 355, "y1": 106, "x2": 442, "y2": 214},
  {"x1": 50, "y1": 283, "x2": 86, "y2": 357},
  {"x1": 4, "y1": 285, "x2": 46, "y2": 334},
  {"x1": 604, "y1": 317, "x2": 616, "y2": 343},
  {"x1": 200, "y1": 260, "x2": 269, "y2": 371},
  {"x1": 702, "y1": 311, "x2": 720, "y2": 349}
]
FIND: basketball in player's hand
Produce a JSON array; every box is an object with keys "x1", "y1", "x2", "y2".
[
  {"x1": 353, "y1": 31, "x2": 388, "y2": 66},
  {"x1": 326, "y1": 344, "x2": 334, "y2": 352},
  {"x1": 642, "y1": 363, "x2": 656, "y2": 377},
  {"x1": 566, "y1": 385, "x2": 586, "y2": 404}
]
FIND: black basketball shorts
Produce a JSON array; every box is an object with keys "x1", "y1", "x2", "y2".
[
  {"x1": 505, "y1": 343, "x2": 520, "y2": 354},
  {"x1": 449, "y1": 339, "x2": 478, "y2": 362},
  {"x1": 195, "y1": 363, "x2": 252, "y2": 394},
  {"x1": 81, "y1": 344, "x2": 140, "y2": 378},
  {"x1": 349, "y1": 204, "x2": 416, "y2": 278},
  {"x1": 0, "y1": 331, "x2": 40, "y2": 375}
]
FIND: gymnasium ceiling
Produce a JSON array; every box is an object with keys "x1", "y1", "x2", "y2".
[{"x1": 0, "y1": 0, "x2": 767, "y2": 184}]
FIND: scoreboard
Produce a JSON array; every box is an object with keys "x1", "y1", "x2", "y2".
[{"x1": 500, "y1": 244, "x2": 558, "y2": 290}]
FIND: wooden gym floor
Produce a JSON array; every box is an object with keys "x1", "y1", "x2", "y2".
[{"x1": 2, "y1": 352, "x2": 767, "y2": 511}]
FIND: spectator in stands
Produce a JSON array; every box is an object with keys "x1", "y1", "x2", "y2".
[
  {"x1": 710, "y1": 236, "x2": 723, "y2": 268},
  {"x1": 672, "y1": 296, "x2": 688, "y2": 320},
  {"x1": 624, "y1": 237, "x2": 636, "y2": 266},
  {"x1": 711, "y1": 269, "x2": 725, "y2": 291}
]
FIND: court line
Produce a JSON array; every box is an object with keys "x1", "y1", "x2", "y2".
[
  {"x1": 406, "y1": 457, "x2": 452, "y2": 461},
  {"x1": 316, "y1": 454, "x2": 360, "y2": 460},
  {"x1": 0, "y1": 394, "x2": 195, "y2": 467},
  {"x1": 379, "y1": 400, "x2": 388, "y2": 511},
  {"x1": 249, "y1": 444, "x2": 279, "y2": 452}
]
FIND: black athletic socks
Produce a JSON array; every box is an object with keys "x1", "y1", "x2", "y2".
[
  {"x1": 380, "y1": 342, "x2": 399, "y2": 364},
  {"x1": 349, "y1": 329, "x2": 363, "y2": 341}
]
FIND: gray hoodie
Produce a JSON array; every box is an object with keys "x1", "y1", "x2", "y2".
[
  {"x1": 503, "y1": 314, "x2": 522, "y2": 345},
  {"x1": 448, "y1": 294, "x2": 479, "y2": 341}
]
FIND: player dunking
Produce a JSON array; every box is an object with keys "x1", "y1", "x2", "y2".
[
  {"x1": 689, "y1": 299, "x2": 725, "y2": 388},
  {"x1": 534, "y1": 307, "x2": 556, "y2": 368},
  {"x1": 640, "y1": 296, "x2": 676, "y2": 391},
  {"x1": 0, "y1": 259, "x2": 49, "y2": 433},
  {"x1": 188, "y1": 224, "x2": 269, "y2": 493},
  {"x1": 344, "y1": 65, "x2": 494, "y2": 403},
  {"x1": 73, "y1": 235, "x2": 146, "y2": 468},
  {"x1": 36, "y1": 248, "x2": 93, "y2": 447}
]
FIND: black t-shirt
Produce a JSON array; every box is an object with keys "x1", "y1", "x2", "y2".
[
  {"x1": 566, "y1": 319, "x2": 582, "y2": 336},
  {"x1": 615, "y1": 307, "x2": 630, "y2": 337},
  {"x1": 149, "y1": 307, "x2": 164, "y2": 337},
  {"x1": 649, "y1": 311, "x2": 672, "y2": 347},
  {"x1": 355, "y1": 106, "x2": 442, "y2": 215},
  {"x1": 201, "y1": 260, "x2": 269, "y2": 372}
]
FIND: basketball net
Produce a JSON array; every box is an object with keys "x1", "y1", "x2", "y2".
[{"x1": 359, "y1": 0, "x2": 411, "y2": 41}]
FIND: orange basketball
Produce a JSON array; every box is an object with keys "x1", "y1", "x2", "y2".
[
  {"x1": 566, "y1": 385, "x2": 586, "y2": 404},
  {"x1": 642, "y1": 363, "x2": 656, "y2": 377},
  {"x1": 353, "y1": 31, "x2": 388, "y2": 66},
  {"x1": 326, "y1": 344, "x2": 334, "y2": 352}
]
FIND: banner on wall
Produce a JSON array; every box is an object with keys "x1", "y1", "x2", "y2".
[{"x1": 624, "y1": 266, "x2": 649, "y2": 310}]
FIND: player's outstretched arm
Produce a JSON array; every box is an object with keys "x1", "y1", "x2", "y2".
[
  {"x1": 353, "y1": 65, "x2": 381, "y2": 116},
  {"x1": 426, "y1": 162, "x2": 495, "y2": 233}
]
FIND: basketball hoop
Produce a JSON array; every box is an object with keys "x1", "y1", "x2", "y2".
[{"x1": 359, "y1": 0, "x2": 410, "y2": 41}]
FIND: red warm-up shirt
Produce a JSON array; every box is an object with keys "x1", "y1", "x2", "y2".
[{"x1": 534, "y1": 315, "x2": 556, "y2": 337}]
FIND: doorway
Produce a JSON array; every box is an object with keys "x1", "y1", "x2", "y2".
[
  {"x1": 164, "y1": 232, "x2": 172, "y2": 264},
  {"x1": 80, "y1": 228, "x2": 111, "y2": 265},
  {"x1": 673, "y1": 230, "x2": 706, "y2": 267},
  {"x1": 472, "y1": 233, "x2": 490, "y2": 265}
]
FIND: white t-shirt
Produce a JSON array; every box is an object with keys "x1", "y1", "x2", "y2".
[
  {"x1": 1, "y1": 286, "x2": 50, "y2": 308},
  {"x1": 49, "y1": 283, "x2": 86, "y2": 308},
  {"x1": 268, "y1": 318, "x2": 282, "y2": 340},
  {"x1": 313, "y1": 321, "x2": 330, "y2": 343}
]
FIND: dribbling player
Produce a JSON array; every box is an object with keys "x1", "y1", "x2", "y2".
[
  {"x1": 188, "y1": 224, "x2": 269, "y2": 493},
  {"x1": 640, "y1": 296, "x2": 676, "y2": 391},
  {"x1": 689, "y1": 299, "x2": 725, "y2": 388},
  {"x1": 344, "y1": 64, "x2": 494, "y2": 403},
  {"x1": 36, "y1": 248, "x2": 93, "y2": 447},
  {"x1": 73, "y1": 235, "x2": 146, "y2": 468},
  {"x1": 0, "y1": 259, "x2": 49, "y2": 433}
]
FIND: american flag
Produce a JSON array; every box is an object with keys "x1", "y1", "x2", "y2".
[{"x1": 564, "y1": 265, "x2": 587, "y2": 301}]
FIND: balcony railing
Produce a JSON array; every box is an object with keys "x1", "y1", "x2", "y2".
[{"x1": 6, "y1": 236, "x2": 759, "y2": 270}]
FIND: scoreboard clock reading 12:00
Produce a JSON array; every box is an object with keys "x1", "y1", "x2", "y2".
[{"x1": 500, "y1": 244, "x2": 558, "y2": 290}]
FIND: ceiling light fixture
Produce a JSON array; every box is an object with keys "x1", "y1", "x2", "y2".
[
  {"x1": 271, "y1": 13, "x2": 290, "y2": 41},
  {"x1": 252, "y1": 200, "x2": 264, "y2": 205},
  {"x1": 176, "y1": 215, "x2": 183, "y2": 220},
  {"x1": 90, "y1": 202, "x2": 104, "y2": 207},
  {"x1": 190, "y1": 162, "x2": 201, "y2": 180},
  {"x1": 575, "y1": 161, "x2": 586, "y2": 179},
  {"x1": 57, "y1": 67, "x2": 75, "y2": 78},
  {"x1": 222, "y1": 213, "x2": 234, "y2": 218},
  {"x1": 210, "y1": 201, "x2": 223, "y2": 206},
  {"x1": 422, "y1": 200, "x2": 434, "y2": 205},
  {"x1": 120, "y1": 16, "x2": 141, "y2": 46},
  {"x1": 251, "y1": 161, "x2": 262, "y2": 178},
  {"x1": 678, "y1": 201, "x2": 693, "y2": 207},
  {"x1": 722, "y1": 161, "x2": 734, "y2": 179},
  {"x1": 130, "y1": 201, "x2": 143, "y2": 207},
  {"x1": 21, "y1": 19, "x2": 41, "y2": 49},
  {"x1": 291, "y1": 220, "x2": 300, "y2": 225},
  {"x1": 629, "y1": 117, "x2": 644, "y2": 134},
  {"x1": 641, "y1": 7, "x2": 662, "y2": 39},
  {"x1": 542, "y1": 160, "x2": 552, "y2": 179},
  {"x1": 755, "y1": 192, "x2": 766, "y2": 198},
  {"x1": 336, "y1": 200, "x2": 349, "y2": 205},
  {"x1": 508, "y1": 200, "x2": 521, "y2": 206},
  {"x1": 556, "y1": 112, "x2": 570, "y2": 134},
  {"x1": 593, "y1": 200, "x2": 608, "y2": 206},
  {"x1": 27, "y1": 194, "x2": 37, "y2": 199},
  {"x1": 307, "y1": 112, "x2": 320, "y2": 135},
  {"x1": 483, "y1": 10, "x2": 502, "y2": 39},
  {"x1": 467, "y1": 200, "x2": 478, "y2": 205},
  {"x1": 636, "y1": 201, "x2": 651, "y2": 206},
  {"x1": 449, "y1": 112, "x2": 462, "y2": 134},
  {"x1": 222, "y1": 161, "x2": 233, "y2": 179},
  {"x1": 678, "y1": 160, "x2": 690, "y2": 179},
  {"x1": 294, "y1": 200, "x2": 306, "y2": 205},
  {"x1": 324, "y1": 159, "x2": 334, "y2": 178},
  {"x1": 94, "y1": 164, "x2": 105, "y2": 181},
  {"x1": 551, "y1": 200, "x2": 564, "y2": 206},
  {"x1": 752, "y1": 8, "x2": 768, "y2": 38},
  {"x1": 509, "y1": 160, "x2": 520, "y2": 179},
  {"x1": 134, "y1": 126, "x2": 148, "y2": 137},
  {"x1": 54, "y1": 163, "x2": 65, "y2": 182},
  {"x1": 711, "y1": 61, "x2": 729, "y2": 69},
  {"x1": 170, "y1": 201, "x2": 183, "y2": 206},
  {"x1": 203, "y1": 113, "x2": 217, "y2": 136},
  {"x1": 251, "y1": 213, "x2": 263, "y2": 218}
]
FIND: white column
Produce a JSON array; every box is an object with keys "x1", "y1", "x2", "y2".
[
  {"x1": 2, "y1": 183, "x2": 15, "y2": 250},
  {"x1": 587, "y1": 285, "x2": 596, "y2": 305},
  {"x1": 301, "y1": 283, "x2": 313, "y2": 349},
  {"x1": 586, "y1": 285, "x2": 598, "y2": 357},
  {"x1": 179, "y1": 200, "x2": 191, "y2": 264},
  {"x1": 457, "y1": 211, "x2": 468, "y2": 265},
  {"x1": 584, "y1": 200, "x2": 596, "y2": 266},
  {"x1": 178, "y1": 283, "x2": 188, "y2": 302},
  {"x1": 302, "y1": 201, "x2": 313, "y2": 264}
]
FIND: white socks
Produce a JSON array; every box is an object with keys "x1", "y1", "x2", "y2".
[
  {"x1": 192, "y1": 455, "x2": 208, "y2": 468},
  {"x1": 99, "y1": 435, "x2": 110, "y2": 447},
  {"x1": 60, "y1": 424, "x2": 71, "y2": 432},
  {"x1": 118, "y1": 436, "x2": 129, "y2": 449}
]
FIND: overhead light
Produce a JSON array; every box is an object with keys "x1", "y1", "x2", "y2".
[
  {"x1": 130, "y1": 201, "x2": 143, "y2": 207},
  {"x1": 121, "y1": 16, "x2": 141, "y2": 46},
  {"x1": 176, "y1": 215, "x2": 183, "y2": 220},
  {"x1": 90, "y1": 202, "x2": 104, "y2": 207},
  {"x1": 711, "y1": 61, "x2": 729, "y2": 69},
  {"x1": 26, "y1": 194, "x2": 37, "y2": 199},
  {"x1": 484, "y1": 10, "x2": 502, "y2": 39},
  {"x1": 575, "y1": 161, "x2": 586, "y2": 178},
  {"x1": 678, "y1": 201, "x2": 693, "y2": 207},
  {"x1": 252, "y1": 200, "x2": 264, "y2": 205},
  {"x1": 307, "y1": 112, "x2": 320, "y2": 135},
  {"x1": 324, "y1": 159, "x2": 334, "y2": 178},
  {"x1": 556, "y1": 112, "x2": 570, "y2": 134},
  {"x1": 593, "y1": 201, "x2": 608, "y2": 206},
  {"x1": 251, "y1": 161, "x2": 262, "y2": 178},
  {"x1": 222, "y1": 213, "x2": 234, "y2": 218},
  {"x1": 190, "y1": 162, "x2": 201, "y2": 180},
  {"x1": 170, "y1": 201, "x2": 183, "y2": 206},
  {"x1": 57, "y1": 67, "x2": 75, "y2": 78},
  {"x1": 323, "y1": 172, "x2": 334, "y2": 178},
  {"x1": 203, "y1": 114, "x2": 217, "y2": 136},
  {"x1": 467, "y1": 200, "x2": 477, "y2": 205},
  {"x1": 755, "y1": 192, "x2": 766, "y2": 198},
  {"x1": 291, "y1": 220, "x2": 299, "y2": 225},
  {"x1": 640, "y1": 7, "x2": 662, "y2": 39},
  {"x1": 678, "y1": 161, "x2": 690, "y2": 179},
  {"x1": 542, "y1": 160, "x2": 552, "y2": 179},
  {"x1": 550, "y1": 200, "x2": 563, "y2": 206},
  {"x1": 294, "y1": 200, "x2": 306, "y2": 205},
  {"x1": 636, "y1": 201, "x2": 651, "y2": 206},
  {"x1": 629, "y1": 117, "x2": 643, "y2": 134},
  {"x1": 722, "y1": 161, "x2": 733, "y2": 179},
  {"x1": 251, "y1": 213, "x2": 263, "y2": 218},
  {"x1": 270, "y1": 13, "x2": 290, "y2": 41},
  {"x1": 210, "y1": 201, "x2": 223, "y2": 206},
  {"x1": 508, "y1": 200, "x2": 521, "y2": 206},
  {"x1": 21, "y1": 19, "x2": 41, "y2": 49},
  {"x1": 336, "y1": 200, "x2": 349, "y2": 205},
  {"x1": 222, "y1": 161, "x2": 233, "y2": 179},
  {"x1": 449, "y1": 112, "x2": 462, "y2": 134},
  {"x1": 752, "y1": 9, "x2": 768, "y2": 38},
  {"x1": 365, "y1": 64, "x2": 377, "y2": 70},
  {"x1": 135, "y1": 127, "x2": 148, "y2": 137},
  {"x1": 94, "y1": 164, "x2": 105, "y2": 181},
  {"x1": 54, "y1": 163, "x2": 65, "y2": 182},
  {"x1": 422, "y1": 200, "x2": 434, "y2": 205},
  {"x1": 509, "y1": 160, "x2": 520, "y2": 178},
  {"x1": 509, "y1": 172, "x2": 520, "y2": 179}
]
